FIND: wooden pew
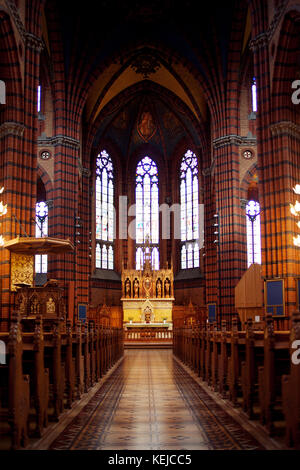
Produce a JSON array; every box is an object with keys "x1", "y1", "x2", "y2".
[
  {"x1": 44, "y1": 319, "x2": 65, "y2": 421},
  {"x1": 2, "y1": 315, "x2": 30, "y2": 449},
  {"x1": 282, "y1": 311, "x2": 300, "y2": 449},
  {"x1": 83, "y1": 323, "x2": 91, "y2": 392},
  {"x1": 89, "y1": 323, "x2": 96, "y2": 387},
  {"x1": 199, "y1": 324, "x2": 206, "y2": 379},
  {"x1": 64, "y1": 320, "x2": 75, "y2": 408},
  {"x1": 193, "y1": 326, "x2": 200, "y2": 375},
  {"x1": 74, "y1": 321, "x2": 84, "y2": 399},
  {"x1": 0, "y1": 308, "x2": 124, "y2": 449},
  {"x1": 32, "y1": 316, "x2": 49, "y2": 436},
  {"x1": 19, "y1": 316, "x2": 49, "y2": 438},
  {"x1": 211, "y1": 324, "x2": 219, "y2": 391},
  {"x1": 94, "y1": 325, "x2": 101, "y2": 382},
  {"x1": 228, "y1": 318, "x2": 244, "y2": 406},
  {"x1": 204, "y1": 324, "x2": 214, "y2": 385},
  {"x1": 258, "y1": 314, "x2": 290, "y2": 435},
  {"x1": 241, "y1": 319, "x2": 264, "y2": 419},
  {"x1": 218, "y1": 321, "x2": 229, "y2": 397}
]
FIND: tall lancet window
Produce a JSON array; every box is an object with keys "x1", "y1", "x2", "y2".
[
  {"x1": 180, "y1": 150, "x2": 199, "y2": 269},
  {"x1": 246, "y1": 200, "x2": 261, "y2": 267},
  {"x1": 35, "y1": 201, "x2": 48, "y2": 274},
  {"x1": 251, "y1": 77, "x2": 257, "y2": 112},
  {"x1": 95, "y1": 150, "x2": 114, "y2": 270},
  {"x1": 135, "y1": 156, "x2": 159, "y2": 270}
]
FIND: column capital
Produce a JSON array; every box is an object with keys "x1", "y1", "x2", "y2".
[
  {"x1": 0, "y1": 121, "x2": 25, "y2": 139},
  {"x1": 25, "y1": 33, "x2": 44, "y2": 52},
  {"x1": 78, "y1": 159, "x2": 91, "y2": 178},
  {"x1": 213, "y1": 134, "x2": 257, "y2": 150},
  {"x1": 37, "y1": 134, "x2": 80, "y2": 150},
  {"x1": 4, "y1": 0, "x2": 26, "y2": 43},
  {"x1": 249, "y1": 32, "x2": 269, "y2": 52},
  {"x1": 270, "y1": 121, "x2": 300, "y2": 140}
]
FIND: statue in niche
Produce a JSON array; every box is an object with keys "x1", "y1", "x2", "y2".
[
  {"x1": 165, "y1": 278, "x2": 170, "y2": 298},
  {"x1": 17, "y1": 294, "x2": 26, "y2": 316},
  {"x1": 156, "y1": 279, "x2": 162, "y2": 298},
  {"x1": 46, "y1": 297, "x2": 56, "y2": 315},
  {"x1": 144, "y1": 306, "x2": 152, "y2": 324},
  {"x1": 125, "y1": 279, "x2": 131, "y2": 298},
  {"x1": 30, "y1": 297, "x2": 40, "y2": 315},
  {"x1": 134, "y1": 279, "x2": 139, "y2": 298}
]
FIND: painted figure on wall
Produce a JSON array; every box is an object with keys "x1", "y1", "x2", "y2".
[{"x1": 137, "y1": 111, "x2": 156, "y2": 141}]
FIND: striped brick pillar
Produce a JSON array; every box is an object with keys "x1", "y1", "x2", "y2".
[
  {"x1": 202, "y1": 166, "x2": 218, "y2": 311},
  {"x1": 77, "y1": 166, "x2": 91, "y2": 308},
  {"x1": 0, "y1": 5, "x2": 43, "y2": 329},
  {"x1": 265, "y1": 123, "x2": 300, "y2": 317},
  {"x1": 0, "y1": 123, "x2": 25, "y2": 331},
  {"x1": 250, "y1": 30, "x2": 300, "y2": 321},
  {"x1": 49, "y1": 137, "x2": 81, "y2": 314},
  {"x1": 212, "y1": 137, "x2": 245, "y2": 323}
]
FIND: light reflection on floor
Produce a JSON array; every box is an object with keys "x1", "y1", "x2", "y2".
[{"x1": 48, "y1": 350, "x2": 265, "y2": 450}]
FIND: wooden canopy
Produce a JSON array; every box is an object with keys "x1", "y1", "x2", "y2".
[{"x1": 4, "y1": 237, "x2": 74, "y2": 255}]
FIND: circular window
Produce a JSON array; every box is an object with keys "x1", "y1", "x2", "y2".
[
  {"x1": 40, "y1": 151, "x2": 51, "y2": 160},
  {"x1": 242, "y1": 150, "x2": 253, "y2": 160}
]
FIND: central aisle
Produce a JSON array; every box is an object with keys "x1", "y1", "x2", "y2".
[{"x1": 48, "y1": 350, "x2": 265, "y2": 450}]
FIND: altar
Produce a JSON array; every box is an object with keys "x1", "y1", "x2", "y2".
[{"x1": 121, "y1": 245, "x2": 174, "y2": 330}]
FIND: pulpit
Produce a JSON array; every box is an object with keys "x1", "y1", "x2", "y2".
[{"x1": 4, "y1": 236, "x2": 74, "y2": 328}]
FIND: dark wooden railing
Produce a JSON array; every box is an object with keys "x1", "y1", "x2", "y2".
[
  {"x1": 124, "y1": 328, "x2": 173, "y2": 342},
  {"x1": 173, "y1": 312, "x2": 300, "y2": 449}
]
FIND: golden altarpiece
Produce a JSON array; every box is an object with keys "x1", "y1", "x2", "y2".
[{"x1": 121, "y1": 244, "x2": 174, "y2": 330}]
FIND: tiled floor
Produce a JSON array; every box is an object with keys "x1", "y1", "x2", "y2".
[{"x1": 43, "y1": 350, "x2": 271, "y2": 450}]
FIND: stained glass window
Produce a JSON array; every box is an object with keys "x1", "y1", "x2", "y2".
[
  {"x1": 37, "y1": 85, "x2": 41, "y2": 113},
  {"x1": 35, "y1": 201, "x2": 48, "y2": 274},
  {"x1": 135, "y1": 156, "x2": 159, "y2": 270},
  {"x1": 246, "y1": 200, "x2": 261, "y2": 267},
  {"x1": 252, "y1": 77, "x2": 257, "y2": 112},
  {"x1": 180, "y1": 150, "x2": 199, "y2": 269},
  {"x1": 95, "y1": 150, "x2": 114, "y2": 269}
]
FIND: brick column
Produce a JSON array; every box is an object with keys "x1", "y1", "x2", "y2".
[
  {"x1": 250, "y1": 30, "x2": 300, "y2": 320},
  {"x1": 212, "y1": 136, "x2": 245, "y2": 323}
]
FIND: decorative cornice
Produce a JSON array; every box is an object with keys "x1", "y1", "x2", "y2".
[
  {"x1": 130, "y1": 52, "x2": 161, "y2": 79},
  {"x1": 77, "y1": 159, "x2": 91, "y2": 177},
  {"x1": 269, "y1": 121, "x2": 300, "y2": 139},
  {"x1": 202, "y1": 158, "x2": 215, "y2": 177},
  {"x1": 268, "y1": 0, "x2": 289, "y2": 42},
  {"x1": 202, "y1": 167, "x2": 212, "y2": 177},
  {"x1": 37, "y1": 134, "x2": 80, "y2": 149},
  {"x1": 26, "y1": 32, "x2": 44, "y2": 52},
  {"x1": 213, "y1": 134, "x2": 257, "y2": 149},
  {"x1": 249, "y1": 1, "x2": 288, "y2": 51},
  {"x1": 5, "y1": 0, "x2": 26, "y2": 43},
  {"x1": 240, "y1": 198, "x2": 248, "y2": 209},
  {"x1": 45, "y1": 199, "x2": 54, "y2": 210},
  {"x1": 0, "y1": 121, "x2": 25, "y2": 139},
  {"x1": 249, "y1": 32, "x2": 269, "y2": 52},
  {"x1": 5, "y1": 1, "x2": 45, "y2": 52}
]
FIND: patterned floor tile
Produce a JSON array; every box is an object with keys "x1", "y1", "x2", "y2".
[{"x1": 47, "y1": 350, "x2": 266, "y2": 450}]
